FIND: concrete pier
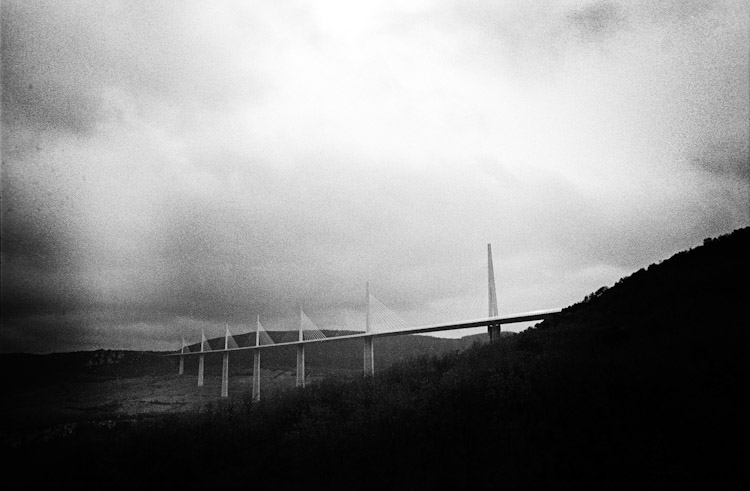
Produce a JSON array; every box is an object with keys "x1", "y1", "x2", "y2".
[
  {"x1": 221, "y1": 327, "x2": 230, "y2": 398},
  {"x1": 252, "y1": 350, "x2": 261, "y2": 401},
  {"x1": 198, "y1": 354, "x2": 205, "y2": 387},
  {"x1": 296, "y1": 345, "x2": 305, "y2": 388},
  {"x1": 179, "y1": 337, "x2": 186, "y2": 375},
  {"x1": 198, "y1": 329, "x2": 207, "y2": 387},
  {"x1": 364, "y1": 336, "x2": 374, "y2": 376},
  {"x1": 221, "y1": 353, "x2": 229, "y2": 397}
]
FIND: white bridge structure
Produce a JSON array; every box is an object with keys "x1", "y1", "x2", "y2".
[{"x1": 170, "y1": 245, "x2": 562, "y2": 400}]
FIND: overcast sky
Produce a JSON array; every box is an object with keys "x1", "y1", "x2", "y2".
[{"x1": 2, "y1": 0, "x2": 748, "y2": 353}]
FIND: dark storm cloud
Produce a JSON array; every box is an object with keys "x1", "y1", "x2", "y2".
[
  {"x1": 1, "y1": 1, "x2": 100, "y2": 134},
  {"x1": 1, "y1": 157, "x2": 91, "y2": 318},
  {"x1": 567, "y1": 2, "x2": 627, "y2": 42},
  {"x1": 692, "y1": 140, "x2": 749, "y2": 181}
]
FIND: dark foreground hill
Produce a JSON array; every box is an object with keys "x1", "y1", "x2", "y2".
[{"x1": 4, "y1": 228, "x2": 748, "y2": 489}]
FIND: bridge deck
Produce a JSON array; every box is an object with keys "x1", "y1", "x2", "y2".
[{"x1": 169, "y1": 308, "x2": 562, "y2": 357}]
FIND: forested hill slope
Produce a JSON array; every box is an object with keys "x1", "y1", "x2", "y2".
[
  {"x1": 540, "y1": 225, "x2": 749, "y2": 339},
  {"x1": 9, "y1": 227, "x2": 748, "y2": 490},
  {"x1": 470, "y1": 225, "x2": 748, "y2": 488}
]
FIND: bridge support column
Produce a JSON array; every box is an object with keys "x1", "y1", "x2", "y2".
[
  {"x1": 488, "y1": 322, "x2": 502, "y2": 343},
  {"x1": 178, "y1": 337, "x2": 186, "y2": 375},
  {"x1": 364, "y1": 336, "x2": 374, "y2": 376},
  {"x1": 198, "y1": 354, "x2": 205, "y2": 387},
  {"x1": 198, "y1": 329, "x2": 207, "y2": 386},
  {"x1": 221, "y1": 352, "x2": 229, "y2": 398},
  {"x1": 221, "y1": 326, "x2": 231, "y2": 398},
  {"x1": 296, "y1": 345, "x2": 305, "y2": 388},
  {"x1": 252, "y1": 349, "x2": 261, "y2": 401},
  {"x1": 487, "y1": 244, "x2": 501, "y2": 342}
]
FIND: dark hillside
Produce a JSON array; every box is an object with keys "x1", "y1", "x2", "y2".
[
  {"x1": 5, "y1": 228, "x2": 748, "y2": 490},
  {"x1": 0, "y1": 350, "x2": 174, "y2": 392}
]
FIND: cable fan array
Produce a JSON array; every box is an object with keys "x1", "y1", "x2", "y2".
[
  {"x1": 255, "y1": 318, "x2": 275, "y2": 346},
  {"x1": 301, "y1": 310, "x2": 327, "y2": 341},
  {"x1": 368, "y1": 293, "x2": 412, "y2": 333},
  {"x1": 224, "y1": 325, "x2": 239, "y2": 350}
]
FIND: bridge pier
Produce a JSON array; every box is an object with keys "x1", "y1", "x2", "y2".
[
  {"x1": 488, "y1": 323, "x2": 502, "y2": 342},
  {"x1": 296, "y1": 345, "x2": 305, "y2": 388},
  {"x1": 252, "y1": 349, "x2": 261, "y2": 401},
  {"x1": 198, "y1": 329, "x2": 207, "y2": 387},
  {"x1": 221, "y1": 352, "x2": 229, "y2": 397},
  {"x1": 179, "y1": 337, "x2": 186, "y2": 375},
  {"x1": 221, "y1": 326, "x2": 230, "y2": 398},
  {"x1": 364, "y1": 336, "x2": 374, "y2": 376},
  {"x1": 198, "y1": 354, "x2": 205, "y2": 387}
]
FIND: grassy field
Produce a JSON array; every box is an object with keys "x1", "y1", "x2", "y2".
[
  {"x1": 0, "y1": 364, "x2": 344, "y2": 448},
  {"x1": 0, "y1": 333, "x2": 471, "y2": 447}
]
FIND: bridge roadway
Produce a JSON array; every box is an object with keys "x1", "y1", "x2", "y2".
[{"x1": 169, "y1": 308, "x2": 563, "y2": 357}]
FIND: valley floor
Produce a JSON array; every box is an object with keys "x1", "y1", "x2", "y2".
[{"x1": 0, "y1": 369, "x2": 328, "y2": 447}]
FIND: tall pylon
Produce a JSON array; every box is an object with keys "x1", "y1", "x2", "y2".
[
  {"x1": 487, "y1": 244, "x2": 501, "y2": 342},
  {"x1": 364, "y1": 282, "x2": 374, "y2": 376},
  {"x1": 365, "y1": 282, "x2": 371, "y2": 334},
  {"x1": 296, "y1": 307, "x2": 305, "y2": 388}
]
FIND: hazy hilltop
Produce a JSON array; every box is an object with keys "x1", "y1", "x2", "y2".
[{"x1": 5, "y1": 227, "x2": 748, "y2": 490}]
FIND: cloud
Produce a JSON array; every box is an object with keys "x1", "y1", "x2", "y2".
[
  {"x1": 567, "y1": 2, "x2": 627, "y2": 42},
  {"x1": 1, "y1": 0, "x2": 748, "y2": 352},
  {"x1": 1, "y1": 0, "x2": 262, "y2": 137}
]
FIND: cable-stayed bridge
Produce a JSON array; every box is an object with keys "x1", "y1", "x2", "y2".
[{"x1": 169, "y1": 245, "x2": 562, "y2": 399}]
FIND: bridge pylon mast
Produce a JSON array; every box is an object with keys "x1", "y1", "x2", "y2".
[
  {"x1": 364, "y1": 281, "x2": 374, "y2": 376},
  {"x1": 296, "y1": 307, "x2": 305, "y2": 388},
  {"x1": 488, "y1": 244, "x2": 501, "y2": 342}
]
